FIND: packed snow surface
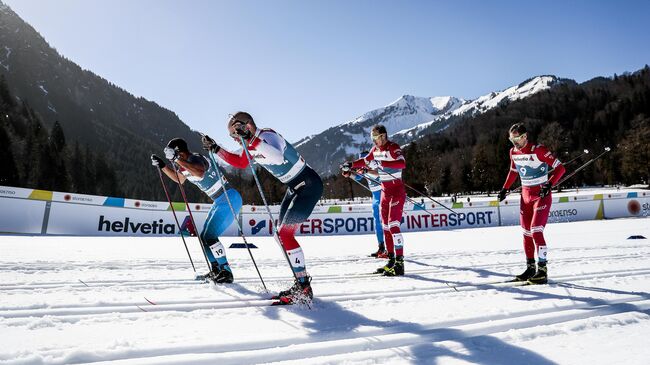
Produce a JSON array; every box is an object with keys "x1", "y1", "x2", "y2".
[{"x1": 1, "y1": 218, "x2": 649, "y2": 364}]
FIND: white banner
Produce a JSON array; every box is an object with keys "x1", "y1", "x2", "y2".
[
  {"x1": 0, "y1": 185, "x2": 647, "y2": 237},
  {"x1": 46, "y1": 202, "x2": 239, "y2": 237},
  {"x1": 0, "y1": 197, "x2": 46, "y2": 234}
]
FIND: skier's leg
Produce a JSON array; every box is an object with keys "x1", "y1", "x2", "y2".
[
  {"x1": 515, "y1": 192, "x2": 536, "y2": 281},
  {"x1": 199, "y1": 189, "x2": 241, "y2": 281},
  {"x1": 278, "y1": 168, "x2": 323, "y2": 284},
  {"x1": 519, "y1": 193, "x2": 535, "y2": 260},
  {"x1": 380, "y1": 190, "x2": 394, "y2": 256},
  {"x1": 531, "y1": 193, "x2": 552, "y2": 264},
  {"x1": 528, "y1": 191, "x2": 552, "y2": 284},
  {"x1": 372, "y1": 191, "x2": 385, "y2": 249}
]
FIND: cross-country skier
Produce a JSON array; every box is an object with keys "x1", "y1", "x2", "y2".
[
  {"x1": 342, "y1": 151, "x2": 386, "y2": 258},
  {"x1": 497, "y1": 123, "x2": 566, "y2": 284},
  {"x1": 201, "y1": 112, "x2": 323, "y2": 303},
  {"x1": 151, "y1": 138, "x2": 242, "y2": 284},
  {"x1": 343, "y1": 125, "x2": 406, "y2": 276}
]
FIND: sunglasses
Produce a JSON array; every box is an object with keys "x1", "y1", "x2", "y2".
[
  {"x1": 371, "y1": 133, "x2": 386, "y2": 141},
  {"x1": 509, "y1": 133, "x2": 527, "y2": 143}
]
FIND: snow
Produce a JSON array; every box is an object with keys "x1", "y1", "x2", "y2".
[{"x1": 1, "y1": 218, "x2": 649, "y2": 364}]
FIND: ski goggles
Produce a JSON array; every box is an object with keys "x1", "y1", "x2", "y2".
[
  {"x1": 371, "y1": 133, "x2": 386, "y2": 141},
  {"x1": 509, "y1": 133, "x2": 527, "y2": 143}
]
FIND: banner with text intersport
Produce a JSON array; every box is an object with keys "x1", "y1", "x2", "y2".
[{"x1": 0, "y1": 185, "x2": 648, "y2": 236}]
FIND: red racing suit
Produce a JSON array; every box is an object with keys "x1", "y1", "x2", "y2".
[
  {"x1": 352, "y1": 141, "x2": 406, "y2": 257},
  {"x1": 502, "y1": 143, "x2": 566, "y2": 262}
]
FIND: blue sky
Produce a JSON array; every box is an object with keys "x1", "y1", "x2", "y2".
[{"x1": 4, "y1": 0, "x2": 650, "y2": 146}]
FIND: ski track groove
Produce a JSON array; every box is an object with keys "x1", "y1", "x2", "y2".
[
  {"x1": 18, "y1": 296, "x2": 650, "y2": 365},
  {"x1": 2, "y1": 267, "x2": 650, "y2": 319},
  {"x1": 0, "y1": 251, "x2": 643, "y2": 291}
]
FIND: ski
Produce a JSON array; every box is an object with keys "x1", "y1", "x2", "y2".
[{"x1": 444, "y1": 278, "x2": 546, "y2": 291}]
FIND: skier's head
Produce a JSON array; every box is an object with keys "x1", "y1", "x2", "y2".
[
  {"x1": 167, "y1": 138, "x2": 189, "y2": 153},
  {"x1": 227, "y1": 111, "x2": 256, "y2": 142},
  {"x1": 371, "y1": 125, "x2": 388, "y2": 147},
  {"x1": 166, "y1": 138, "x2": 191, "y2": 159},
  {"x1": 508, "y1": 123, "x2": 528, "y2": 149}
]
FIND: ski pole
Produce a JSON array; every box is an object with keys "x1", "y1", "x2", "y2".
[
  {"x1": 528, "y1": 147, "x2": 611, "y2": 203},
  {"x1": 156, "y1": 168, "x2": 196, "y2": 272},
  {"x1": 237, "y1": 136, "x2": 302, "y2": 284},
  {"x1": 206, "y1": 149, "x2": 268, "y2": 291},
  {"x1": 508, "y1": 148, "x2": 590, "y2": 195},
  {"x1": 348, "y1": 170, "x2": 430, "y2": 210},
  {"x1": 375, "y1": 166, "x2": 457, "y2": 214},
  {"x1": 553, "y1": 147, "x2": 611, "y2": 188},
  {"x1": 170, "y1": 163, "x2": 213, "y2": 272},
  {"x1": 348, "y1": 171, "x2": 440, "y2": 217}
]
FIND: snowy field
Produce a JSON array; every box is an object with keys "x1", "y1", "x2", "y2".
[{"x1": 1, "y1": 218, "x2": 649, "y2": 365}]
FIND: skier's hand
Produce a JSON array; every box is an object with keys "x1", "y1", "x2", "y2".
[
  {"x1": 539, "y1": 182, "x2": 553, "y2": 198},
  {"x1": 340, "y1": 161, "x2": 352, "y2": 173},
  {"x1": 367, "y1": 160, "x2": 381, "y2": 170},
  {"x1": 497, "y1": 188, "x2": 508, "y2": 202},
  {"x1": 164, "y1": 146, "x2": 179, "y2": 161},
  {"x1": 232, "y1": 124, "x2": 253, "y2": 139},
  {"x1": 151, "y1": 154, "x2": 165, "y2": 169},
  {"x1": 201, "y1": 134, "x2": 220, "y2": 153}
]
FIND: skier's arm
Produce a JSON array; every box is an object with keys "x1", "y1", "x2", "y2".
[
  {"x1": 175, "y1": 156, "x2": 206, "y2": 179},
  {"x1": 502, "y1": 150, "x2": 518, "y2": 189},
  {"x1": 217, "y1": 148, "x2": 250, "y2": 169},
  {"x1": 161, "y1": 165, "x2": 185, "y2": 184},
  {"x1": 351, "y1": 147, "x2": 375, "y2": 169}
]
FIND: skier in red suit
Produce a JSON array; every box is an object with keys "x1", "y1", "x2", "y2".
[
  {"x1": 498, "y1": 123, "x2": 565, "y2": 284},
  {"x1": 343, "y1": 125, "x2": 406, "y2": 276}
]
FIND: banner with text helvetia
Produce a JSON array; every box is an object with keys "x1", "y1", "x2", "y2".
[{"x1": 0, "y1": 185, "x2": 647, "y2": 236}]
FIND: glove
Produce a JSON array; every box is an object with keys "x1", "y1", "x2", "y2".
[
  {"x1": 539, "y1": 182, "x2": 553, "y2": 198},
  {"x1": 201, "y1": 134, "x2": 220, "y2": 153},
  {"x1": 164, "y1": 146, "x2": 178, "y2": 161},
  {"x1": 340, "y1": 161, "x2": 352, "y2": 172},
  {"x1": 497, "y1": 188, "x2": 508, "y2": 202},
  {"x1": 367, "y1": 160, "x2": 381, "y2": 170},
  {"x1": 151, "y1": 154, "x2": 165, "y2": 169}
]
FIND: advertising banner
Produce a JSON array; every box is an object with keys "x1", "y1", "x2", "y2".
[
  {"x1": 46, "y1": 202, "x2": 239, "y2": 236},
  {"x1": 0, "y1": 197, "x2": 46, "y2": 234},
  {"x1": 0, "y1": 185, "x2": 647, "y2": 237}
]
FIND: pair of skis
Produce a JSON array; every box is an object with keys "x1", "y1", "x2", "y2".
[{"x1": 193, "y1": 274, "x2": 309, "y2": 306}]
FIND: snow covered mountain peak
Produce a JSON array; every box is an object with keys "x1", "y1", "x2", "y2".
[{"x1": 295, "y1": 75, "x2": 562, "y2": 176}]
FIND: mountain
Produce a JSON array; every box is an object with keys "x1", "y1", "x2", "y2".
[
  {"x1": 0, "y1": 2, "x2": 202, "y2": 200},
  {"x1": 296, "y1": 76, "x2": 563, "y2": 176}
]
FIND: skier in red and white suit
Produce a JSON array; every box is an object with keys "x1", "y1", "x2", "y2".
[
  {"x1": 498, "y1": 123, "x2": 565, "y2": 284},
  {"x1": 345, "y1": 124, "x2": 406, "y2": 276}
]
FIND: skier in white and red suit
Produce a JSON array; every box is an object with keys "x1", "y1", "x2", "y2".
[
  {"x1": 497, "y1": 122, "x2": 566, "y2": 284},
  {"x1": 345, "y1": 124, "x2": 406, "y2": 277},
  {"x1": 201, "y1": 111, "x2": 322, "y2": 303}
]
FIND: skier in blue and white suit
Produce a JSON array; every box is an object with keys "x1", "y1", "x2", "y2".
[
  {"x1": 347, "y1": 151, "x2": 386, "y2": 258},
  {"x1": 151, "y1": 138, "x2": 242, "y2": 284}
]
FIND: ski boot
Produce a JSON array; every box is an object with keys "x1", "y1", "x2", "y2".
[
  {"x1": 394, "y1": 256, "x2": 404, "y2": 276},
  {"x1": 528, "y1": 263, "x2": 548, "y2": 284},
  {"x1": 513, "y1": 259, "x2": 536, "y2": 282},
  {"x1": 377, "y1": 256, "x2": 397, "y2": 276},
  {"x1": 211, "y1": 264, "x2": 234, "y2": 284},
  {"x1": 275, "y1": 276, "x2": 313, "y2": 305},
  {"x1": 370, "y1": 247, "x2": 388, "y2": 259}
]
